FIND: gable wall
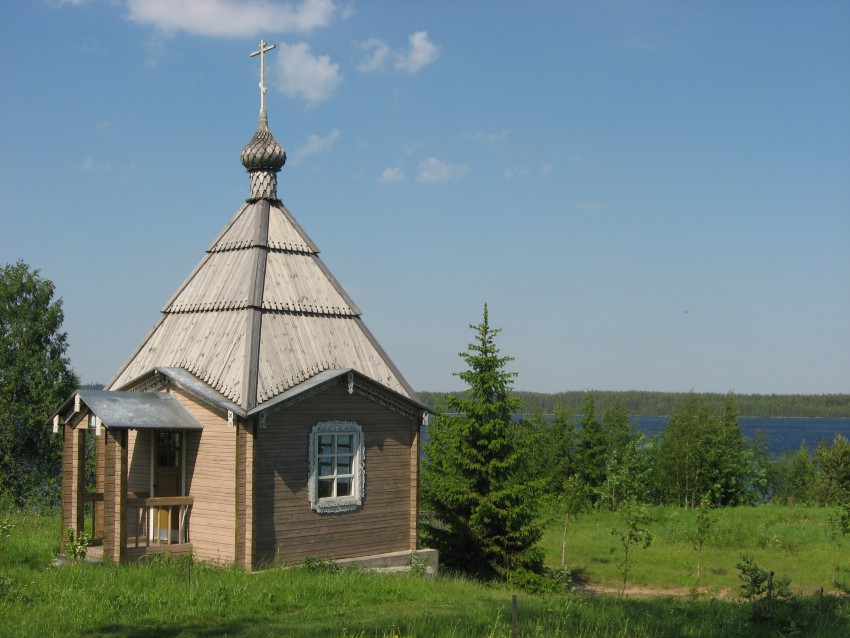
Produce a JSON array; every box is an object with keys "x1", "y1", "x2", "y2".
[
  {"x1": 171, "y1": 387, "x2": 237, "y2": 563},
  {"x1": 254, "y1": 383, "x2": 418, "y2": 565}
]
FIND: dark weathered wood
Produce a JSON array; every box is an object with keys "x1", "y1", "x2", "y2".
[{"x1": 254, "y1": 384, "x2": 419, "y2": 565}]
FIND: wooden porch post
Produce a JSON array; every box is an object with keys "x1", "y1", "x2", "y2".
[
  {"x1": 61, "y1": 425, "x2": 86, "y2": 552},
  {"x1": 235, "y1": 419, "x2": 256, "y2": 569},
  {"x1": 102, "y1": 428, "x2": 128, "y2": 562}
]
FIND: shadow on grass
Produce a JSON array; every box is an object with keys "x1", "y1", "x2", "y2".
[
  {"x1": 95, "y1": 620, "x2": 251, "y2": 637},
  {"x1": 567, "y1": 566, "x2": 591, "y2": 587}
]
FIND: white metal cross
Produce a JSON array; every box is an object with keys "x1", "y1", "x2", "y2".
[{"x1": 250, "y1": 39, "x2": 277, "y2": 114}]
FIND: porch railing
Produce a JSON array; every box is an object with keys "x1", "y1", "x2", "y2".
[{"x1": 127, "y1": 496, "x2": 193, "y2": 548}]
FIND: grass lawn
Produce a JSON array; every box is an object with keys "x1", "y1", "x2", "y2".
[
  {"x1": 1, "y1": 506, "x2": 849, "y2": 637},
  {"x1": 542, "y1": 505, "x2": 848, "y2": 595}
]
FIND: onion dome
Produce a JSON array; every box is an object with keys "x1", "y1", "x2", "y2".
[{"x1": 241, "y1": 112, "x2": 286, "y2": 200}]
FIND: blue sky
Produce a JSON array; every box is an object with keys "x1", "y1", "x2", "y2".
[{"x1": 1, "y1": 0, "x2": 848, "y2": 395}]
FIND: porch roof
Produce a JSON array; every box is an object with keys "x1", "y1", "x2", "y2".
[{"x1": 53, "y1": 390, "x2": 204, "y2": 430}]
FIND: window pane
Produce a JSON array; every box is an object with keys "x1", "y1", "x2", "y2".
[
  {"x1": 336, "y1": 477, "x2": 352, "y2": 497},
  {"x1": 336, "y1": 435, "x2": 353, "y2": 453},
  {"x1": 337, "y1": 456, "x2": 352, "y2": 474},
  {"x1": 318, "y1": 457, "x2": 334, "y2": 477},
  {"x1": 318, "y1": 479, "x2": 334, "y2": 499},
  {"x1": 318, "y1": 435, "x2": 334, "y2": 455}
]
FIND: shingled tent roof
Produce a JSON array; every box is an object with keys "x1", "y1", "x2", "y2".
[{"x1": 108, "y1": 110, "x2": 417, "y2": 413}]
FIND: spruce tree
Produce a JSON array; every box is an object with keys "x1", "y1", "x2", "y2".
[
  {"x1": 577, "y1": 392, "x2": 608, "y2": 497},
  {"x1": 421, "y1": 304, "x2": 545, "y2": 577}
]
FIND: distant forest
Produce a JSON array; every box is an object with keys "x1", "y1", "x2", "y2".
[{"x1": 416, "y1": 390, "x2": 850, "y2": 418}]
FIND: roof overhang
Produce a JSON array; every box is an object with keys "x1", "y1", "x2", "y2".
[
  {"x1": 250, "y1": 368, "x2": 432, "y2": 421},
  {"x1": 50, "y1": 390, "x2": 204, "y2": 431},
  {"x1": 117, "y1": 367, "x2": 246, "y2": 418}
]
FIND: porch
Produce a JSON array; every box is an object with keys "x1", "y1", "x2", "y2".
[
  {"x1": 82, "y1": 492, "x2": 194, "y2": 562},
  {"x1": 57, "y1": 390, "x2": 204, "y2": 563}
]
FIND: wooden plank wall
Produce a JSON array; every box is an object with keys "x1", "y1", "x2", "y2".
[
  {"x1": 254, "y1": 384, "x2": 418, "y2": 565},
  {"x1": 126, "y1": 429, "x2": 151, "y2": 535},
  {"x1": 235, "y1": 420, "x2": 255, "y2": 569},
  {"x1": 173, "y1": 387, "x2": 237, "y2": 563}
]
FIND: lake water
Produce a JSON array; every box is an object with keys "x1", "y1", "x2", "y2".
[
  {"x1": 424, "y1": 417, "x2": 850, "y2": 458},
  {"x1": 632, "y1": 416, "x2": 850, "y2": 457}
]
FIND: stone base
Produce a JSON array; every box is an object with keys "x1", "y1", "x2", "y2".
[{"x1": 334, "y1": 548, "x2": 439, "y2": 575}]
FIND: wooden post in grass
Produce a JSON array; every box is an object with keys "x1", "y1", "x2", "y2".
[{"x1": 511, "y1": 594, "x2": 518, "y2": 637}]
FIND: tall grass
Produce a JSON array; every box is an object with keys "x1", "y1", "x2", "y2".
[
  {"x1": 1, "y1": 505, "x2": 849, "y2": 637},
  {"x1": 541, "y1": 505, "x2": 846, "y2": 594}
]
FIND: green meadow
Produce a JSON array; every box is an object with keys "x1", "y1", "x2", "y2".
[
  {"x1": 542, "y1": 505, "x2": 848, "y2": 594},
  {"x1": 1, "y1": 506, "x2": 849, "y2": 638}
]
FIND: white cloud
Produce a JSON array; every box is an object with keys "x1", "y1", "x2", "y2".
[
  {"x1": 417, "y1": 157, "x2": 468, "y2": 183},
  {"x1": 125, "y1": 0, "x2": 336, "y2": 37},
  {"x1": 290, "y1": 128, "x2": 340, "y2": 164},
  {"x1": 378, "y1": 167, "x2": 407, "y2": 184},
  {"x1": 358, "y1": 32, "x2": 439, "y2": 74},
  {"x1": 395, "y1": 31, "x2": 439, "y2": 73},
  {"x1": 274, "y1": 41, "x2": 341, "y2": 104},
  {"x1": 356, "y1": 37, "x2": 391, "y2": 73}
]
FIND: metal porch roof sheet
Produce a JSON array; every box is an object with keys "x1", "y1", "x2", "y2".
[{"x1": 75, "y1": 391, "x2": 203, "y2": 430}]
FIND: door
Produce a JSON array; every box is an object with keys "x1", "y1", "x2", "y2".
[{"x1": 153, "y1": 431, "x2": 182, "y2": 542}]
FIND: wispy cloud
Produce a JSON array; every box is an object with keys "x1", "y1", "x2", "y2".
[
  {"x1": 290, "y1": 128, "x2": 340, "y2": 164},
  {"x1": 378, "y1": 167, "x2": 407, "y2": 184},
  {"x1": 125, "y1": 0, "x2": 337, "y2": 37},
  {"x1": 417, "y1": 157, "x2": 468, "y2": 183},
  {"x1": 356, "y1": 37, "x2": 391, "y2": 73},
  {"x1": 357, "y1": 31, "x2": 439, "y2": 74},
  {"x1": 80, "y1": 156, "x2": 112, "y2": 171},
  {"x1": 274, "y1": 41, "x2": 341, "y2": 104},
  {"x1": 395, "y1": 31, "x2": 439, "y2": 73},
  {"x1": 503, "y1": 165, "x2": 531, "y2": 179}
]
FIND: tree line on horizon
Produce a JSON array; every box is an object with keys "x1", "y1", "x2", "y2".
[{"x1": 417, "y1": 389, "x2": 850, "y2": 418}]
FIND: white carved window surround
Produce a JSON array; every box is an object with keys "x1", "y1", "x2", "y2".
[{"x1": 308, "y1": 421, "x2": 365, "y2": 514}]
